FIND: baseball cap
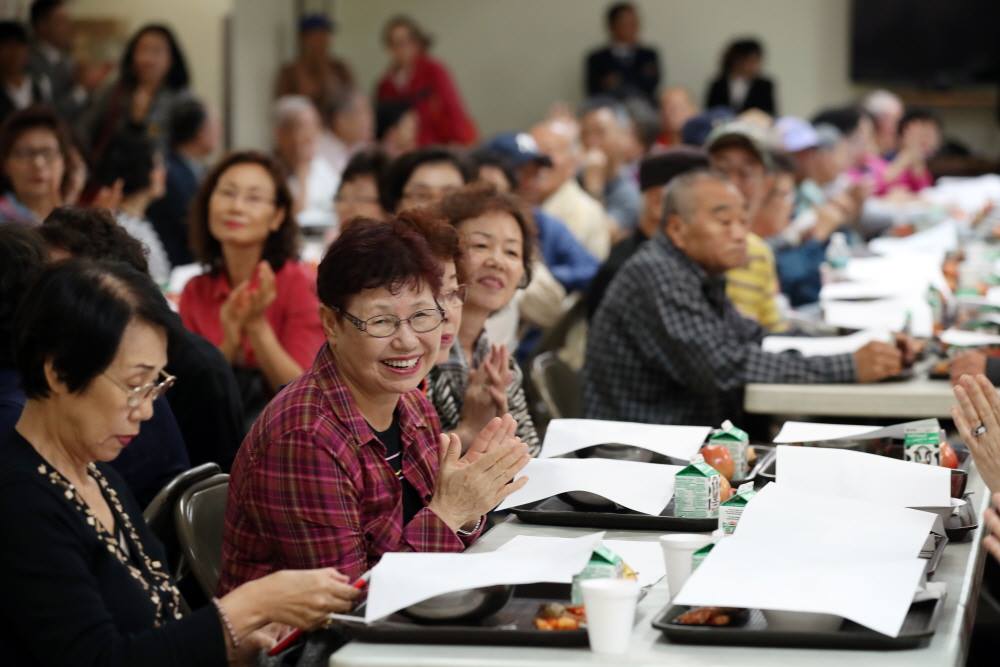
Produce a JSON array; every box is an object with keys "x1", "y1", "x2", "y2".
[
  {"x1": 772, "y1": 116, "x2": 821, "y2": 153},
  {"x1": 483, "y1": 132, "x2": 553, "y2": 168},
  {"x1": 680, "y1": 107, "x2": 735, "y2": 147},
  {"x1": 704, "y1": 121, "x2": 771, "y2": 168},
  {"x1": 299, "y1": 13, "x2": 334, "y2": 33},
  {"x1": 638, "y1": 147, "x2": 710, "y2": 191}
]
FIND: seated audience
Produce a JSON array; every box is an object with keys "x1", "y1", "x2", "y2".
[
  {"x1": 317, "y1": 87, "x2": 373, "y2": 178},
  {"x1": 861, "y1": 88, "x2": 904, "y2": 157},
  {"x1": 704, "y1": 123, "x2": 786, "y2": 332},
  {"x1": 584, "y1": 2, "x2": 660, "y2": 104},
  {"x1": 180, "y1": 151, "x2": 324, "y2": 418},
  {"x1": 380, "y1": 146, "x2": 470, "y2": 213},
  {"x1": 147, "y1": 95, "x2": 218, "y2": 267},
  {"x1": 0, "y1": 104, "x2": 71, "y2": 224},
  {"x1": 475, "y1": 137, "x2": 599, "y2": 293},
  {"x1": 334, "y1": 148, "x2": 388, "y2": 230},
  {"x1": 273, "y1": 95, "x2": 338, "y2": 231},
  {"x1": 376, "y1": 15, "x2": 477, "y2": 147},
  {"x1": 0, "y1": 258, "x2": 361, "y2": 666},
  {"x1": 0, "y1": 21, "x2": 50, "y2": 124},
  {"x1": 656, "y1": 86, "x2": 698, "y2": 148},
  {"x1": 375, "y1": 98, "x2": 418, "y2": 159},
  {"x1": 705, "y1": 38, "x2": 776, "y2": 115},
  {"x1": 431, "y1": 184, "x2": 541, "y2": 454},
  {"x1": 579, "y1": 98, "x2": 641, "y2": 232},
  {"x1": 273, "y1": 13, "x2": 354, "y2": 115},
  {"x1": 584, "y1": 170, "x2": 906, "y2": 426},
  {"x1": 527, "y1": 117, "x2": 612, "y2": 260},
  {"x1": 219, "y1": 219, "x2": 530, "y2": 591},
  {"x1": 586, "y1": 147, "x2": 708, "y2": 318},
  {"x1": 93, "y1": 131, "x2": 171, "y2": 285},
  {"x1": 84, "y1": 24, "x2": 190, "y2": 159},
  {"x1": 40, "y1": 205, "x2": 245, "y2": 471}
]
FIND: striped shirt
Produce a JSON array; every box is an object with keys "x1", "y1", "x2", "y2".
[
  {"x1": 218, "y1": 344, "x2": 480, "y2": 593},
  {"x1": 426, "y1": 334, "x2": 541, "y2": 456},
  {"x1": 726, "y1": 232, "x2": 787, "y2": 333}
]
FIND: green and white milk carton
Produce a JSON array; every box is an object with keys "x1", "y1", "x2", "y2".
[
  {"x1": 719, "y1": 482, "x2": 757, "y2": 536},
  {"x1": 708, "y1": 420, "x2": 749, "y2": 479},
  {"x1": 570, "y1": 544, "x2": 632, "y2": 604},
  {"x1": 691, "y1": 529, "x2": 725, "y2": 572},
  {"x1": 674, "y1": 454, "x2": 721, "y2": 519},
  {"x1": 903, "y1": 419, "x2": 942, "y2": 466}
]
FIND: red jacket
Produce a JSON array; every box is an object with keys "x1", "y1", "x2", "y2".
[{"x1": 376, "y1": 54, "x2": 477, "y2": 147}]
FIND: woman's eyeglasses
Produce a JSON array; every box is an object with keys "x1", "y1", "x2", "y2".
[
  {"x1": 103, "y1": 370, "x2": 177, "y2": 409},
  {"x1": 334, "y1": 307, "x2": 445, "y2": 338}
]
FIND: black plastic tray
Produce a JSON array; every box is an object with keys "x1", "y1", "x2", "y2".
[
  {"x1": 512, "y1": 495, "x2": 718, "y2": 532},
  {"x1": 946, "y1": 492, "x2": 979, "y2": 542},
  {"x1": 652, "y1": 595, "x2": 945, "y2": 650},
  {"x1": 925, "y1": 532, "x2": 948, "y2": 577},
  {"x1": 343, "y1": 583, "x2": 588, "y2": 647}
]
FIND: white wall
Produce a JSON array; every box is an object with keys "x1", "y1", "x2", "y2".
[{"x1": 328, "y1": 0, "x2": 997, "y2": 153}]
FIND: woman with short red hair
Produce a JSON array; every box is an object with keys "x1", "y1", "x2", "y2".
[{"x1": 219, "y1": 217, "x2": 530, "y2": 592}]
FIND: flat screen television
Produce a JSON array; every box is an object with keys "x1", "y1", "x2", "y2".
[{"x1": 850, "y1": 0, "x2": 1000, "y2": 87}]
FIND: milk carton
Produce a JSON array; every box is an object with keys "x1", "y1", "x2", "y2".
[
  {"x1": 719, "y1": 482, "x2": 757, "y2": 536},
  {"x1": 570, "y1": 545, "x2": 637, "y2": 604},
  {"x1": 904, "y1": 419, "x2": 942, "y2": 466},
  {"x1": 709, "y1": 420, "x2": 749, "y2": 479},
  {"x1": 674, "y1": 454, "x2": 721, "y2": 518}
]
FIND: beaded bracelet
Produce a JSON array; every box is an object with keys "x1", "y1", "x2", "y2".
[
  {"x1": 211, "y1": 597, "x2": 240, "y2": 649},
  {"x1": 456, "y1": 515, "x2": 483, "y2": 536}
]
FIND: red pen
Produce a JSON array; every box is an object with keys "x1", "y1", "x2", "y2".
[{"x1": 267, "y1": 572, "x2": 370, "y2": 657}]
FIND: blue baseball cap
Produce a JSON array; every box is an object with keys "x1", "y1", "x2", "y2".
[
  {"x1": 680, "y1": 107, "x2": 735, "y2": 148},
  {"x1": 483, "y1": 132, "x2": 553, "y2": 168},
  {"x1": 299, "y1": 13, "x2": 334, "y2": 33}
]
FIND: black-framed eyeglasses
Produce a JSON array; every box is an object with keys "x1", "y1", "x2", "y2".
[
  {"x1": 103, "y1": 370, "x2": 176, "y2": 409},
  {"x1": 440, "y1": 284, "x2": 467, "y2": 307},
  {"x1": 334, "y1": 306, "x2": 445, "y2": 338}
]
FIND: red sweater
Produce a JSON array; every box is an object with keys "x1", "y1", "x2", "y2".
[{"x1": 376, "y1": 54, "x2": 477, "y2": 147}]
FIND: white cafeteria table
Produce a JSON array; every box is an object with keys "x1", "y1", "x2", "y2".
[
  {"x1": 330, "y1": 466, "x2": 990, "y2": 667},
  {"x1": 744, "y1": 374, "x2": 958, "y2": 419}
]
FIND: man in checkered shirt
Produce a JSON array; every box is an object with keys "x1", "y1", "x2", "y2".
[{"x1": 584, "y1": 170, "x2": 906, "y2": 426}]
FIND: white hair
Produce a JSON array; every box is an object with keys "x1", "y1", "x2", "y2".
[
  {"x1": 273, "y1": 95, "x2": 318, "y2": 128},
  {"x1": 862, "y1": 89, "x2": 903, "y2": 118}
]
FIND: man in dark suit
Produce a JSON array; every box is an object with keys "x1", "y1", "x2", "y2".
[
  {"x1": 584, "y1": 2, "x2": 661, "y2": 104},
  {"x1": 0, "y1": 21, "x2": 50, "y2": 125},
  {"x1": 147, "y1": 96, "x2": 217, "y2": 267},
  {"x1": 27, "y1": 1, "x2": 84, "y2": 120}
]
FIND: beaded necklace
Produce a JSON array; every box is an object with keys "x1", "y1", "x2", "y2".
[{"x1": 37, "y1": 462, "x2": 184, "y2": 626}]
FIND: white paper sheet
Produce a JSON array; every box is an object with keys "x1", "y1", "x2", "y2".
[
  {"x1": 772, "y1": 419, "x2": 937, "y2": 443},
  {"x1": 939, "y1": 328, "x2": 1000, "y2": 347},
  {"x1": 761, "y1": 329, "x2": 891, "y2": 357},
  {"x1": 495, "y1": 457, "x2": 681, "y2": 515},
  {"x1": 538, "y1": 418, "x2": 709, "y2": 460},
  {"x1": 364, "y1": 532, "x2": 604, "y2": 622},
  {"x1": 674, "y1": 484, "x2": 934, "y2": 637},
  {"x1": 822, "y1": 297, "x2": 909, "y2": 331},
  {"x1": 498, "y1": 535, "x2": 666, "y2": 588},
  {"x1": 674, "y1": 538, "x2": 927, "y2": 637},
  {"x1": 733, "y1": 484, "x2": 936, "y2": 560},
  {"x1": 775, "y1": 445, "x2": 951, "y2": 507},
  {"x1": 868, "y1": 220, "x2": 959, "y2": 258}
]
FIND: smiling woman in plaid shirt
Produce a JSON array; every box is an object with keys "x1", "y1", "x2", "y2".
[{"x1": 219, "y1": 218, "x2": 531, "y2": 593}]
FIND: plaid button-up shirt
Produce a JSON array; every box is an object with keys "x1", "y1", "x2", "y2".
[
  {"x1": 218, "y1": 344, "x2": 479, "y2": 594},
  {"x1": 583, "y1": 234, "x2": 856, "y2": 427}
]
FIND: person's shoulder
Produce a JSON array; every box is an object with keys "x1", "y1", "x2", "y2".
[
  {"x1": 637, "y1": 45, "x2": 659, "y2": 58},
  {"x1": 587, "y1": 46, "x2": 612, "y2": 62}
]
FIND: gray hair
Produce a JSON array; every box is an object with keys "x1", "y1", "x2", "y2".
[
  {"x1": 273, "y1": 95, "x2": 318, "y2": 128},
  {"x1": 661, "y1": 169, "x2": 729, "y2": 227},
  {"x1": 861, "y1": 89, "x2": 903, "y2": 119}
]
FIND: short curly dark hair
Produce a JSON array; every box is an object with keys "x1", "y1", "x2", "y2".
[
  {"x1": 317, "y1": 217, "x2": 443, "y2": 314},
  {"x1": 39, "y1": 206, "x2": 150, "y2": 274},
  {"x1": 188, "y1": 150, "x2": 298, "y2": 271},
  {"x1": 0, "y1": 224, "x2": 46, "y2": 366}
]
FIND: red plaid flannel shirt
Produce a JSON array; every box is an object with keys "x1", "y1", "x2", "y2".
[{"x1": 217, "y1": 344, "x2": 481, "y2": 594}]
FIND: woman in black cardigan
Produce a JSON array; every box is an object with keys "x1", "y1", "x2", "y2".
[
  {"x1": 704, "y1": 38, "x2": 777, "y2": 116},
  {"x1": 0, "y1": 258, "x2": 359, "y2": 666}
]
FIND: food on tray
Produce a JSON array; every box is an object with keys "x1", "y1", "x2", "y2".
[
  {"x1": 719, "y1": 475, "x2": 733, "y2": 502},
  {"x1": 746, "y1": 445, "x2": 757, "y2": 466},
  {"x1": 700, "y1": 444, "x2": 735, "y2": 481},
  {"x1": 940, "y1": 442, "x2": 958, "y2": 469},
  {"x1": 533, "y1": 602, "x2": 586, "y2": 631},
  {"x1": 672, "y1": 606, "x2": 745, "y2": 626}
]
